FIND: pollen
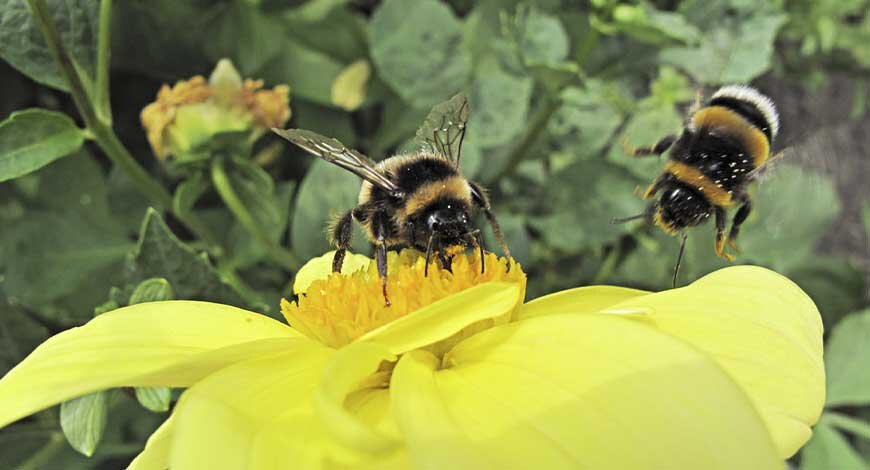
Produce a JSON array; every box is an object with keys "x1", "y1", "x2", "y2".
[{"x1": 281, "y1": 249, "x2": 525, "y2": 348}]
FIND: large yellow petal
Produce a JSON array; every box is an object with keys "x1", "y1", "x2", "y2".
[
  {"x1": 170, "y1": 342, "x2": 336, "y2": 469},
  {"x1": 0, "y1": 301, "x2": 298, "y2": 428},
  {"x1": 128, "y1": 414, "x2": 175, "y2": 470},
  {"x1": 601, "y1": 265, "x2": 825, "y2": 458},
  {"x1": 391, "y1": 314, "x2": 781, "y2": 470},
  {"x1": 293, "y1": 250, "x2": 372, "y2": 294},
  {"x1": 315, "y1": 341, "x2": 399, "y2": 454},
  {"x1": 357, "y1": 282, "x2": 522, "y2": 355},
  {"x1": 517, "y1": 285, "x2": 650, "y2": 320}
]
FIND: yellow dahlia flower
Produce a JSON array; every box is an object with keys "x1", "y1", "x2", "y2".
[
  {"x1": 0, "y1": 250, "x2": 824, "y2": 469},
  {"x1": 140, "y1": 58, "x2": 291, "y2": 161}
]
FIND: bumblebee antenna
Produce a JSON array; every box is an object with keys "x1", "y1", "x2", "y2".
[{"x1": 673, "y1": 232, "x2": 688, "y2": 288}]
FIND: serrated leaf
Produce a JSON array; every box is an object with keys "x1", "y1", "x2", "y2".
[
  {"x1": 134, "y1": 387, "x2": 171, "y2": 413},
  {"x1": 291, "y1": 159, "x2": 368, "y2": 260},
  {"x1": 60, "y1": 392, "x2": 107, "y2": 457},
  {"x1": 660, "y1": 14, "x2": 786, "y2": 84},
  {"x1": 125, "y1": 209, "x2": 247, "y2": 306},
  {"x1": 800, "y1": 423, "x2": 869, "y2": 470},
  {"x1": 128, "y1": 278, "x2": 174, "y2": 305},
  {"x1": 369, "y1": 0, "x2": 470, "y2": 107},
  {"x1": 0, "y1": 109, "x2": 84, "y2": 182},
  {"x1": 0, "y1": 0, "x2": 98, "y2": 91},
  {"x1": 825, "y1": 309, "x2": 870, "y2": 406}
]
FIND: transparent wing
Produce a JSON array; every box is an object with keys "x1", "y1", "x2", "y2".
[
  {"x1": 748, "y1": 148, "x2": 788, "y2": 182},
  {"x1": 414, "y1": 93, "x2": 469, "y2": 167},
  {"x1": 272, "y1": 128, "x2": 401, "y2": 195}
]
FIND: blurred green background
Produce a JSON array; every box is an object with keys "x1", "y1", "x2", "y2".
[{"x1": 1, "y1": 0, "x2": 870, "y2": 468}]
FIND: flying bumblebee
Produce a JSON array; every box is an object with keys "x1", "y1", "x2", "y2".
[
  {"x1": 273, "y1": 94, "x2": 510, "y2": 304},
  {"x1": 617, "y1": 84, "x2": 780, "y2": 286}
]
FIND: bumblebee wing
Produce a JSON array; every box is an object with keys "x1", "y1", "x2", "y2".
[
  {"x1": 272, "y1": 128, "x2": 402, "y2": 195},
  {"x1": 414, "y1": 93, "x2": 469, "y2": 167},
  {"x1": 747, "y1": 148, "x2": 788, "y2": 182}
]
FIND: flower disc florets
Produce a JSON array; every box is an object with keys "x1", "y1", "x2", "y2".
[{"x1": 281, "y1": 249, "x2": 525, "y2": 349}]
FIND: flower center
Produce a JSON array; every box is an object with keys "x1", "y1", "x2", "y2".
[{"x1": 281, "y1": 249, "x2": 525, "y2": 348}]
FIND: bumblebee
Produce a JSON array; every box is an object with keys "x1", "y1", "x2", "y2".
[
  {"x1": 273, "y1": 94, "x2": 510, "y2": 304},
  {"x1": 619, "y1": 85, "x2": 780, "y2": 286}
]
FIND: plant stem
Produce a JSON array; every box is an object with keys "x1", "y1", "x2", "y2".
[
  {"x1": 25, "y1": 0, "x2": 219, "y2": 249},
  {"x1": 211, "y1": 159, "x2": 302, "y2": 271},
  {"x1": 17, "y1": 432, "x2": 66, "y2": 470},
  {"x1": 823, "y1": 411, "x2": 870, "y2": 441},
  {"x1": 487, "y1": 95, "x2": 561, "y2": 185},
  {"x1": 95, "y1": 0, "x2": 113, "y2": 124}
]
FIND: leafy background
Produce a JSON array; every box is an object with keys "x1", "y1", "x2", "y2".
[{"x1": 1, "y1": 0, "x2": 869, "y2": 468}]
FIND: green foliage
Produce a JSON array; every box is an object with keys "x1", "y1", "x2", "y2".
[
  {"x1": 59, "y1": 392, "x2": 107, "y2": 457},
  {"x1": 0, "y1": 109, "x2": 84, "y2": 182},
  {"x1": 1, "y1": 0, "x2": 869, "y2": 467}
]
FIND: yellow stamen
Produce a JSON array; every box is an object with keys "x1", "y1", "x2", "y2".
[{"x1": 281, "y1": 250, "x2": 525, "y2": 348}]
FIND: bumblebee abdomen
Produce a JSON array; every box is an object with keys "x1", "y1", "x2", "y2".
[{"x1": 690, "y1": 106, "x2": 770, "y2": 167}]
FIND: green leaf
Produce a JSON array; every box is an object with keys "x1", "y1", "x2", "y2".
[
  {"x1": 59, "y1": 392, "x2": 107, "y2": 457},
  {"x1": 529, "y1": 160, "x2": 644, "y2": 253},
  {"x1": 0, "y1": 0, "x2": 98, "y2": 91},
  {"x1": 0, "y1": 109, "x2": 84, "y2": 182},
  {"x1": 125, "y1": 208, "x2": 247, "y2": 306},
  {"x1": 260, "y1": 41, "x2": 345, "y2": 106},
  {"x1": 134, "y1": 387, "x2": 171, "y2": 413},
  {"x1": 503, "y1": 5, "x2": 570, "y2": 65},
  {"x1": 203, "y1": 2, "x2": 283, "y2": 75},
  {"x1": 128, "y1": 277, "x2": 175, "y2": 305},
  {"x1": 225, "y1": 159, "x2": 282, "y2": 239},
  {"x1": 369, "y1": 0, "x2": 470, "y2": 107},
  {"x1": 800, "y1": 423, "x2": 869, "y2": 470},
  {"x1": 602, "y1": 3, "x2": 701, "y2": 45},
  {"x1": 786, "y1": 258, "x2": 866, "y2": 329},
  {"x1": 291, "y1": 159, "x2": 367, "y2": 260},
  {"x1": 172, "y1": 171, "x2": 210, "y2": 222},
  {"x1": 863, "y1": 200, "x2": 870, "y2": 244},
  {"x1": 469, "y1": 64, "x2": 533, "y2": 148},
  {"x1": 549, "y1": 82, "x2": 625, "y2": 161},
  {"x1": 825, "y1": 309, "x2": 870, "y2": 406},
  {"x1": 660, "y1": 14, "x2": 786, "y2": 84},
  {"x1": 283, "y1": 0, "x2": 350, "y2": 23}
]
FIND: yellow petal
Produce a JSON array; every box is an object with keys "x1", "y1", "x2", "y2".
[
  {"x1": 128, "y1": 414, "x2": 175, "y2": 470},
  {"x1": 392, "y1": 314, "x2": 781, "y2": 469},
  {"x1": 293, "y1": 250, "x2": 372, "y2": 295},
  {"x1": 0, "y1": 301, "x2": 298, "y2": 428},
  {"x1": 357, "y1": 282, "x2": 521, "y2": 355},
  {"x1": 602, "y1": 265, "x2": 825, "y2": 458},
  {"x1": 170, "y1": 343, "x2": 335, "y2": 469},
  {"x1": 518, "y1": 285, "x2": 649, "y2": 320},
  {"x1": 315, "y1": 341, "x2": 399, "y2": 454}
]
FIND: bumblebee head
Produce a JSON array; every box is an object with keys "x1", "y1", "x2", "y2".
[
  {"x1": 409, "y1": 198, "x2": 473, "y2": 249},
  {"x1": 654, "y1": 184, "x2": 712, "y2": 233},
  {"x1": 708, "y1": 85, "x2": 780, "y2": 142}
]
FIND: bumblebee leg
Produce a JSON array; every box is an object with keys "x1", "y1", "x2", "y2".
[
  {"x1": 727, "y1": 198, "x2": 752, "y2": 253},
  {"x1": 373, "y1": 212, "x2": 390, "y2": 306},
  {"x1": 470, "y1": 182, "x2": 512, "y2": 264},
  {"x1": 623, "y1": 134, "x2": 677, "y2": 158},
  {"x1": 642, "y1": 174, "x2": 670, "y2": 200},
  {"x1": 714, "y1": 206, "x2": 735, "y2": 262},
  {"x1": 330, "y1": 210, "x2": 354, "y2": 273}
]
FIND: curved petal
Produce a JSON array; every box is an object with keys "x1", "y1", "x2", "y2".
[
  {"x1": 518, "y1": 285, "x2": 650, "y2": 320},
  {"x1": 357, "y1": 282, "x2": 522, "y2": 355},
  {"x1": 392, "y1": 314, "x2": 781, "y2": 470},
  {"x1": 128, "y1": 414, "x2": 175, "y2": 470},
  {"x1": 293, "y1": 250, "x2": 372, "y2": 294},
  {"x1": 0, "y1": 301, "x2": 298, "y2": 428},
  {"x1": 315, "y1": 341, "x2": 399, "y2": 454},
  {"x1": 170, "y1": 342, "x2": 337, "y2": 469},
  {"x1": 602, "y1": 265, "x2": 825, "y2": 458}
]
